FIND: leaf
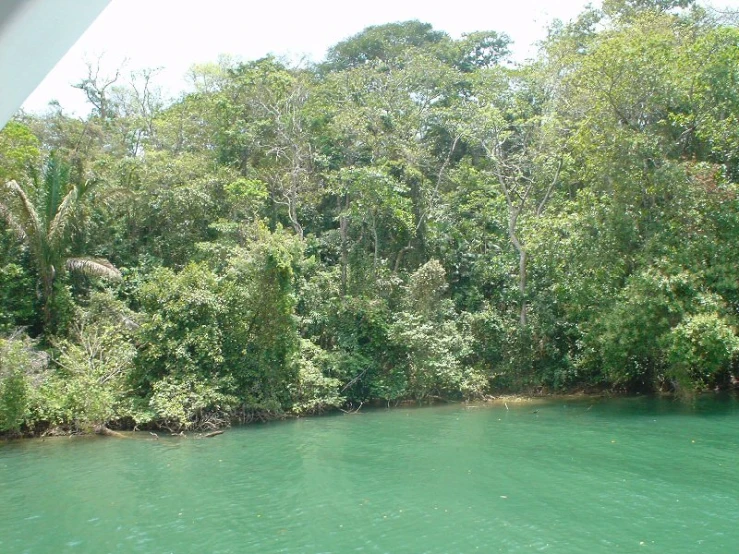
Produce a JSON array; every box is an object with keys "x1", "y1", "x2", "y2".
[
  {"x1": 2, "y1": 180, "x2": 41, "y2": 246},
  {"x1": 65, "y1": 257, "x2": 121, "y2": 280},
  {"x1": 47, "y1": 185, "x2": 80, "y2": 252},
  {"x1": 0, "y1": 200, "x2": 26, "y2": 240}
]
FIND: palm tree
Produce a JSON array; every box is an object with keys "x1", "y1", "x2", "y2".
[{"x1": 0, "y1": 157, "x2": 120, "y2": 330}]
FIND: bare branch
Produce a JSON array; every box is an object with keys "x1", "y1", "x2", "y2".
[{"x1": 536, "y1": 158, "x2": 563, "y2": 216}]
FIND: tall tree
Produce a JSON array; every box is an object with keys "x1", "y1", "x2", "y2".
[
  {"x1": 454, "y1": 67, "x2": 565, "y2": 326},
  {"x1": 0, "y1": 156, "x2": 120, "y2": 330}
]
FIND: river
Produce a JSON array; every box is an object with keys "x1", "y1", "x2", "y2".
[{"x1": 1, "y1": 395, "x2": 738, "y2": 553}]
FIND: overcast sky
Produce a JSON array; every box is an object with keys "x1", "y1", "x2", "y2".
[{"x1": 20, "y1": 0, "x2": 739, "y2": 115}]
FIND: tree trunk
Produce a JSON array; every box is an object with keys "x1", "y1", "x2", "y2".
[
  {"x1": 508, "y1": 210, "x2": 527, "y2": 327},
  {"x1": 41, "y1": 271, "x2": 54, "y2": 330},
  {"x1": 339, "y1": 195, "x2": 349, "y2": 295},
  {"x1": 287, "y1": 190, "x2": 304, "y2": 240},
  {"x1": 518, "y1": 247, "x2": 527, "y2": 327},
  {"x1": 372, "y1": 221, "x2": 379, "y2": 275}
]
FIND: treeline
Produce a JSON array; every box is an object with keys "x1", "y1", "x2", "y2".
[{"x1": 2, "y1": 0, "x2": 739, "y2": 435}]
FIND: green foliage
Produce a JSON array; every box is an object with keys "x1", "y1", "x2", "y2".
[
  {"x1": 290, "y1": 340, "x2": 344, "y2": 415},
  {"x1": 0, "y1": 260, "x2": 36, "y2": 332},
  {"x1": 590, "y1": 265, "x2": 735, "y2": 391},
  {"x1": 389, "y1": 261, "x2": 485, "y2": 400},
  {"x1": 602, "y1": 0, "x2": 694, "y2": 19},
  {"x1": 147, "y1": 375, "x2": 237, "y2": 432},
  {"x1": 449, "y1": 31, "x2": 511, "y2": 72},
  {"x1": 323, "y1": 21, "x2": 447, "y2": 71},
  {"x1": 33, "y1": 292, "x2": 137, "y2": 431},
  {"x1": 0, "y1": 121, "x2": 41, "y2": 183},
  {"x1": 135, "y1": 263, "x2": 225, "y2": 384},
  {"x1": 225, "y1": 177, "x2": 269, "y2": 221},
  {"x1": 133, "y1": 226, "x2": 301, "y2": 419},
  {"x1": 0, "y1": 336, "x2": 38, "y2": 433},
  {"x1": 6, "y1": 11, "x2": 739, "y2": 435},
  {"x1": 664, "y1": 313, "x2": 739, "y2": 391},
  {"x1": 0, "y1": 154, "x2": 120, "y2": 333},
  {"x1": 220, "y1": 226, "x2": 301, "y2": 410},
  {"x1": 297, "y1": 261, "x2": 395, "y2": 402},
  {"x1": 464, "y1": 306, "x2": 519, "y2": 387}
]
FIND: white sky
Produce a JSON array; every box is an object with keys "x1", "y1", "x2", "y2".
[{"x1": 20, "y1": 0, "x2": 739, "y2": 115}]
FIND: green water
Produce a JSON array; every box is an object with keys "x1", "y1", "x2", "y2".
[{"x1": 1, "y1": 396, "x2": 738, "y2": 553}]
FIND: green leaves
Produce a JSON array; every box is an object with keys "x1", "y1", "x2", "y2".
[
  {"x1": 0, "y1": 122, "x2": 41, "y2": 184},
  {"x1": 136, "y1": 263, "x2": 225, "y2": 382},
  {"x1": 322, "y1": 21, "x2": 447, "y2": 72},
  {"x1": 132, "y1": 227, "x2": 302, "y2": 421},
  {"x1": 664, "y1": 312, "x2": 739, "y2": 390},
  {"x1": 1, "y1": 154, "x2": 120, "y2": 332},
  {"x1": 289, "y1": 339, "x2": 344, "y2": 415},
  {"x1": 0, "y1": 336, "x2": 38, "y2": 433},
  {"x1": 6, "y1": 9, "x2": 739, "y2": 437},
  {"x1": 387, "y1": 260, "x2": 484, "y2": 400}
]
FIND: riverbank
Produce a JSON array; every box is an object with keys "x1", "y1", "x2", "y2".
[
  {"x1": 0, "y1": 388, "x2": 628, "y2": 441},
  {"x1": 5, "y1": 385, "x2": 735, "y2": 442}
]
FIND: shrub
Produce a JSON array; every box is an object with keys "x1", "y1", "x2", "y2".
[
  {"x1": 663, "y1": 312, "x2": 739, "y2": 390},
  {"x1": 0, "y1": 333, "x2": 47, "y2": 434},
  {"x1": 36, "y1": 292, "x2": 138, "y2": 432},
  {"x1": 147, "y1": 376, "x2": 237, "y2": 432},
  {"x1": 290, "y1": 340, "x2": 344, "y2": 415}
]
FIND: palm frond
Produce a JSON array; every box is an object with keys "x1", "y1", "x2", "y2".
[
  {"x1": 47, "y1": 185, "x2": 80, "y2": 252},
  {"x1": 66, "y1": 257, "x2": 121, "y2": 280},
  {"x1": 0, "y1": 201, "x2": 27, "y2": 240},
  {"x1": 43, "y1": 155, "x2": 70, "y2": 227},
  {"x1": 3, "y1": 180, "x2": 43, "y2": 250},
  {"x1": 76, "y1": 178, "x2": 97, "y2": 199}
]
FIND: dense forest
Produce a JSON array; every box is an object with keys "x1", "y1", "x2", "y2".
[{"x1": 2, "y1": 0, "x2": 739, "y2": 435}]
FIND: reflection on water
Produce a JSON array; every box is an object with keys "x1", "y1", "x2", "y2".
[{"x1": 1, "y1": 395, "x2": 738, "y2": 553}]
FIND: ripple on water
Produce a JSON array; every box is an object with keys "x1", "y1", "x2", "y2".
[{"x1": 1, "y1": 397, "x2": 739, "y2": 553}]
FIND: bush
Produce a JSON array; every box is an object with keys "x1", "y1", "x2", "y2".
[
  {"x1": 0, "y1": 261, "x2": 35, "y2": 332},
  {"x1": 134, "y1": 228, "x2": 302, "y2": 415},
  {"x1": 147, "y1": 376, "x2": 237, "y2": 432},
  {"x1": 0, "y1": 347, "x2": 30, "y2": 433},
  {"x1": 388, "y1": 260, "x2": 485, "y2": 400},
  {"x1": 34, "y1": 292, "x2": 138, "y2": 432},
  {"x1": 0, "y1": 334, "x2": 47, "y2": 434},
  {"x1": 663, "y1": 312, "x2": 739, "y2": 390},
  {"x1": 134, "y1": 263, "x2": 225, "y2": 385},
  {"x1": 290, "y1": 340, "x2": 344, "y2": 415}
]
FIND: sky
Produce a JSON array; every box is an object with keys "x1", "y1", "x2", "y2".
[{"x1": 19, "y1": 0, "x2": 739, "y2": 116}]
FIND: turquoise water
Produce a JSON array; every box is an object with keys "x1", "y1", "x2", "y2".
[{"x1": 1, "y1": 395, "x2": 738, "y2": 553}]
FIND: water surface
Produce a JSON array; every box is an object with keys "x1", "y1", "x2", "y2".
[{"x1": 1, "y1": 395, "x2": 738, "y2": 553}]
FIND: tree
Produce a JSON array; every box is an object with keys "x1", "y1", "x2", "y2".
[
  {"x1": 209, "y1": 58, "x2": 318, "y2": 239},
  {"x1": 447, "y1": 31, "x2": 511, "y2": 72},
  {"x1": 389, "y1": 260, "x2": 483, "y2": 400},
  {"x1": 602, "y1": 0, "x2": 695, "y2": 19},
  {"x1": 73, "y1": 57, "x2": 122, "y2": 122},
  {"x1": 313, "y1": 47, "x2": 464, "y2": 271},
  {"x1": 0, "y1": 121, "x2": 41, "y2": 183},
  {"x1": 0, "y1": 156, "x2": 120, "y2": 331},
  {"x1": 322, "y1": 20, "x2": 447, "y2": 72},
  {"x1": 454, "y1": 67, "x2": 565, "y2": 326}
]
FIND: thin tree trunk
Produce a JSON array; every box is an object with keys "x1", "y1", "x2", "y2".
[
  {"x1": 518, "y1": 247, "x2": 527, "y2": 327},
  {"x1": 508, "y1": 209, "x2": 527, "y2": 327},
  {"x1": 339, "y1": 195, "x2": 349, "y2": 295},
  {"x1": 287, "y1": 190, "x2": 304, "y2": 240},
  {"x1": 42, "y1": 272, "x2": 54, "y2": 329},
  {"x1": 393, "y1": 243, "x2": 412, "y2": 274},
  {"x1": 372, "y1": 221, "x2": 379, "y2": 275}
]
